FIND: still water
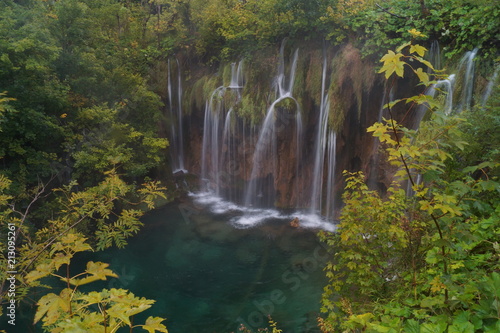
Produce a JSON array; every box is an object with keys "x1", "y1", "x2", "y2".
[
  {"x1": 5, "y1": 197, "x2": 330, "y2": 333},
  {"x1": 105, "y1": 198, "x2": 330, "y2": 332}
]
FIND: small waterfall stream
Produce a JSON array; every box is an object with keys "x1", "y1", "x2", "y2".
[
  {"x1": 456, "y1": 48, "x2": 478, "y2": 113},
  {"x1": 201, "y1": 60, "x2": 245, "y2": 202},
  {"x1": 167, "y1": 59, "x2": 187, "y2": 173},
  {"x1": 310, "y1": 49, "x2": 337, "y2": 219},
  {"x1": 244, "y1": 45, "x2": 301, "y2": 208}
]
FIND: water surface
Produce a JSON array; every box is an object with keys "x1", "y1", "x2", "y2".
[{"x1": 97, "y1": 198, "x2": 330, "y2": 332}]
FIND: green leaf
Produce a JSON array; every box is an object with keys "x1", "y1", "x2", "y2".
[
  {"x1": 448, "y1": 322, "x2": 474, "y2": 333},
  {"x1": 403, "y1": 319, "x2": 420, "y2": 333},
  {"x1": 420, "y1": 296, "x2": 445, "y2": 308},
  {"x1": 420, "y1": 321, "x2": 447, "y2": 333},
  {"x1": 383, "y1": 99, "x2": 403, "y2": 109}
]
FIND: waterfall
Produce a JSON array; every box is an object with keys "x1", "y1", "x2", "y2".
[
  {"x1": 404, "y1": 49, "x2": 477, "y2": 196},
  {"x1": 189, "y1": 44, "x2": 492, "y2": 230},
  {"x1": 310, "y1": 49, "x2": 337, "y2": 218},
  {"x1": 482, "y1": 66, "x2": 499, "y2": 106},
  {"x1": 436, "y1": 75, "x2": 456, "y2": 115},
  {"x1": 412, "y1": 48, "x2": 477, "y2": 128},
  {"x1": 243, "y1": 101, "x2": 278, "y2": 207},
  {"x1": 244, "y1": 42, "x2": 301, "y2": 207},
  {"x1": 200, "y1": 61, "x2": 246, "y2": 202},
  {"x1": 456, "y1": 48, "x2": 478, "y2": 113},
  {"x1": 201, "y1": 87, "x2": 226, "y2": 195},
  {"x1": 324, "y1": 131, "x2": 337, "y2": 220},
  {"x1": 295, "y1": 111, "x2": 303, "y2": 207},
  {"x1": 167, "y1": 59, "x2": 186, "y2": 173},
  {"x1": 368, "y1": 87, "x2": 391, "y2": 188},
  {"x1": 176, "y1": 59, "x2": 185, "y2": 171},
  {"x1": 229, "y1": 61, "x2": 244, "y2": 88},
  {"x1": 428, "y1": 40, "x2": 442, "y2": 72}
]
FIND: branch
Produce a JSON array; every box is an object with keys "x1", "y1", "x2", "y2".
[
  {"x1": 385, "y1": 80, "x2": 449, "y2": 303},
  {"x1": 376, "y1": 3, "x2": 407, "y2": 19}
]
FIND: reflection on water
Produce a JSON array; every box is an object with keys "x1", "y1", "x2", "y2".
[{"x1": 98, "y1": 198, "x2": 330, "y2": 332}]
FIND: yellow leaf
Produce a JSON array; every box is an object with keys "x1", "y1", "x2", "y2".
[
  {"x1": 52, "y1": 252, "x2": 72, "y2": 271},
  {"x1": 408, "y1": 29, "x2": 426, "y2": 38},
  {"x1": 380, "y1": 50, "x2": 402, "y2": 65},
  {"x1": 34, "y1": 288, "x2": 72, "y2": 325},
  {"x1": 26, "y1": 263, "x2": 54, "y2": 284},
  {"x1": 430, "y1": 276, "x2": 446, "y2": 293},
  {"x1": 68, "y1": 261, "x2": 117, "y2": 286},
  {"x1": 414, "y1": 68, "x2": 430, "y2": 84},
  {"x1": 396, "y1": 41, "x2": 411, "y2": 53},
  {"x1": 415, "y1": 56, "x2": 435, "y2": 71},
  {"x1": 410, "y1": 44, "x2": 427, "y2": 57},
  {"x1": 379, "y1": 50, "x2": 405, "y2": 78},
  {"x1": 143, "y1": 316, "x2": 169, "y2": 333},
  {"x1": 78, "y1": 291, "x2": 104, "y2": 305}
]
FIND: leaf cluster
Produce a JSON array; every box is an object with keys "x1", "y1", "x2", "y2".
[
  {"x1": 25, "y1": 232, "x2": 168, "y2": 333},
  {"x1": 0, "y1": 170, "x2": 166, "y2": 320}
]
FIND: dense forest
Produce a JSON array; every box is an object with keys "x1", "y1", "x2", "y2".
[{"x1": 0, "y1": 0, "x2": 499, "y2": 332}]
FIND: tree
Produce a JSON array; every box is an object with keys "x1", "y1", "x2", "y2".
[
  {"x1": 0, "y1": 169, "x2": 167, "y2": 330},
  {"x1": 26, "y1": 233, "x2": 169, "y2": 333},
  {"x1": 319, "y1": 31, "x2": 500, "y2": 332}
]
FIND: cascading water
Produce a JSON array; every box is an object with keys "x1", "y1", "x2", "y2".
[
  {"x1": 244, "y1": 44, "x2": 301, "y2": 207},
  {"x1": 309, "y1": 49, "x2": 337, "y2": 219},
  {"x1": 229, "y1": 61, "x2": 244, "y2": 88},
  {"x1": 167, "y1": 59, "x2": 187, "y2": 173},
  {"x1": 200, "y1": 60, "x2": 249, "y2": 203},
  {"x1": 425, "y1": 74, "x2": 456, "y2": 117},
  {"x1": 456, "y1": 48, "x2": 478, "y2": 113},
  {"x1": 368, "y1": 87, "x2": 391, "y2": 189},
  {"x1": 404, "y1": 49, "x2": 478, "y2": 196},
  {"x1": 195, "y1": 44, "x2": 334, "y2": 231},
  {"x1": 482, "y1": 66, "x2": 499, "y2": 106},
  {"x1": 191, "y1": 44, "x2": 486, "y2": 229},
  {"x1": 428, "y1": 40, "x2": 442, "y2": 72},
  {"x1": 412, "y1": 47, "x2": 478, "y2": 129},
  {"x1": 324, "y1": 131, "x2": 337, "y2": 219}
]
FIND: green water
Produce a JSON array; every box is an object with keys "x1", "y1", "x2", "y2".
[
  {"x1": 3, "y1": 199, "x2": 329, "y2": 332},
  {"x1": 104, "y1": 200, "x2": 329, "y2": 332}
]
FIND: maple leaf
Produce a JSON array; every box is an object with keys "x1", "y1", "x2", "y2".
[
  {"x1": 68, "y1": 261, "x2": 118, "y2": 286},
  {"x1": 34, "y1": 288, "x2": 72, "y2": 325},
  {"x1": 25, "y1": 263, "x2": 54, "y2": 283},
  {"x1": 410, "y1": 44, "x2": 427, "y2": 57},
  {"x1": 143, "y1": 316, "x2": 169, "y2": 333},
  {"x1": 378, "y1": 50, "x2": 405, "y2": 79},
  {"x1": 414, "y1": 68, "x2": 430, "y2": 84},
  {"x1": 415, "y1": 56, "x2": 435, "y2": 71},
  {"x1": 408, "y1": 28, "x2": 426, "y2": 38}
]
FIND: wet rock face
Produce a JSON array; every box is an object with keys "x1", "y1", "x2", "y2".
[{"x1": 179, "y1": 43, "x2": 409, "y2": 212}]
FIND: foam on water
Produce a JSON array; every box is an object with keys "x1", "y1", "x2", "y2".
[{"x1": 190, "y1": 191, "x2": 337, "y2": 232}]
